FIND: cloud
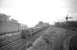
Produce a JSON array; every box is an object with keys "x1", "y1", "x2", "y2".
[
  {"x1": 0, "y1": 0, "x2": 16, "y2": 8},
  {"x1": 66, "y1": 0, "x2": 77, "y2": 14},
  {"x1": 0, "y1": 0, "x2": 3, "y2": 7},
  {"x1": 0, "y1": 0, "x2": 68, "y2": 27}
]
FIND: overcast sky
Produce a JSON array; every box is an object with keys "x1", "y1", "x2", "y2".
[{"x1": 0, "y1": 0, "x2": 76, "y2": 27}]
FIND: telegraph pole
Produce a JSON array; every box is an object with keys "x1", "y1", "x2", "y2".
[{"x1": 66, "y1": 15, "x2": 69, "y2": 21}]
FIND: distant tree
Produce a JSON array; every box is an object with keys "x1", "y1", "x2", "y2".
[
  {"x1": 10, "y1": 18, "x2": 18, "y2": 23},
  {"x1": 39, "y1": 21, "x2": 44, "y2": 25},
  {"x1": 65, "y1": 15, "x2": 72, "y2": 21},
  {"x1": 35, "y1": 21, "x2": 44, "y2": 27}
]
